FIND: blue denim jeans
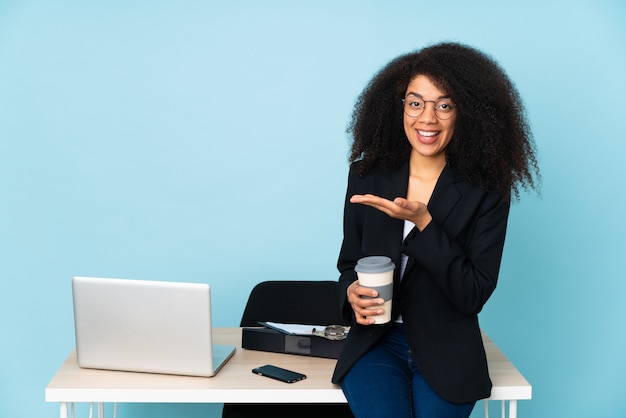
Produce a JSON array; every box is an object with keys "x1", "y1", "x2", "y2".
[{"x1": 341, "y1": 323, "x2": 475, "y2": 418}]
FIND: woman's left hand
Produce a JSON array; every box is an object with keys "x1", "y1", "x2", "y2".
[{"x1": 350, "y1": 194, "x2": 432, "y2": 231}]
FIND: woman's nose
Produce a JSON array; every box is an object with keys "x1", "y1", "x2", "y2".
[{"x1": 418, "y1": 102, "x2": 438, "y2": 122}]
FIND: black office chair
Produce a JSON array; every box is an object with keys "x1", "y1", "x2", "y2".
[{"x1": 221, "y1": 280, "x2": 354, "y2": 418}]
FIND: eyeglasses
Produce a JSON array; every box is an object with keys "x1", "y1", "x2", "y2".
[{"x1": 402, "y1": 95, "x2": 456, "y2": 120}]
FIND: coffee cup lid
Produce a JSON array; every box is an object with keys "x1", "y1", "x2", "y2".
[{"x1": 354, "y1": 256, "x2": 395, "y2": 273}]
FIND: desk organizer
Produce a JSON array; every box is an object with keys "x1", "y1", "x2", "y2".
[{"x1": 241, "y1": 327, "x2": 345, "y2": 359}]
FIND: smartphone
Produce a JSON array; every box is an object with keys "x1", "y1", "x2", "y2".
[{"x1": 252, "y1": 364, "x2": 307, "y2": 383}]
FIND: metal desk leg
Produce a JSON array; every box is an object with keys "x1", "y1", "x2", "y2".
[
  {"x1": 484, "y1": 400, "x2": 519, "y2": 418},
  {"x1": 60, "y1": 402, "x2": 68, "y2": 418},
  {"x1": 509, "y1": 400, "x2": 517, "y2": 418}
]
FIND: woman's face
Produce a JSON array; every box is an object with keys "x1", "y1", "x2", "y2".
[{"x1": 403, "y1": 75, "x2": 456, "y2": 161}]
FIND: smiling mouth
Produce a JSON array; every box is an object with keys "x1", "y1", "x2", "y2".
[{"x1": 418, "y1": 130, "x2": 439, "y2": 137}]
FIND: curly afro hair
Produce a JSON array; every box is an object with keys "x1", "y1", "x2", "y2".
[{"x1": 348, "y1": 42, "x2": 540, "y2": 201}]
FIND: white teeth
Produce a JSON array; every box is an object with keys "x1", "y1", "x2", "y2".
[{"x1": 418, "y1": 130, "x2": 438, "y2": 137}]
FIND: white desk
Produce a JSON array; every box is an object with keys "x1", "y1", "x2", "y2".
[{"x1": 46, "y1": 328, "x2": 531, "y2": 418}]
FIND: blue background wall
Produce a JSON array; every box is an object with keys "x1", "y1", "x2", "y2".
[{"x1": 1, "y1": 1, "x2": 625, "y2": 417}]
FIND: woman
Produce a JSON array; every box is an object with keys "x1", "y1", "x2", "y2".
[{"x1": 331, "y1": 42, "x2": 540, "y2": 418}]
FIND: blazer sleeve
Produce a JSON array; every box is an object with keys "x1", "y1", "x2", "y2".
[{"x1": 402, "y1": 190, "x2": 510, "y2": 315}]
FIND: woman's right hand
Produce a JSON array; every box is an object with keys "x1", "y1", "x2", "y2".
[{"x1": 347, "y1": 280, "x2": 385, "y2": 325}]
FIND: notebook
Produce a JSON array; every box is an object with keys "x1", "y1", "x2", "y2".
[{"x1": 72, "y1": 276, "x2": 235, "y2": 377}]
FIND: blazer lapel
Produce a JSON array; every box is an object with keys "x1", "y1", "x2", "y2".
[
  {"x1": 380, "y1": 162, "x2": 409, "y2": 284},
  {"x1": 427, "y1": 164, "x2": 462, "y2": 224},
  {"x1": 402, "y1": 165, "x2": 462, "y2": 277}
]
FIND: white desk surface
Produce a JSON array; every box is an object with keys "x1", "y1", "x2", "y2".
[{"x1": 46, "y1": 328, "x2": 531, "y2": 404}]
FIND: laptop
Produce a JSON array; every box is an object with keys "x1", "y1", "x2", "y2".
[{"x1": 72, "y1": 276, "x2": 235, "y2": 377}]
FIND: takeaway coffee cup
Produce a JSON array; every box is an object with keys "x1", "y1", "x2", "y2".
[{"x1": 355, "y1": 256, "x2": 395, "y2": 324}]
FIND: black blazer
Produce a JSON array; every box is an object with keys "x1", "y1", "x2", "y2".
[{"x1": 332, "y1": 162, "x2": 510, "y2": 404}]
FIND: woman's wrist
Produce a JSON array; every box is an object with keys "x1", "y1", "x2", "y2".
[{"x1": 414, "y1": 213, "x2": 432, "y2": 232}]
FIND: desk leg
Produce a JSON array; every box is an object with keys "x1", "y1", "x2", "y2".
[
  {"x1": 508, "y1": 400, "x2": 517, "y2": 418},
  {"x1": 483, "y1": 400, "x2": 519, "y2": 418},
  {"x1": 59, "y1": 402, "x2": 68, "y2": 418}
]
